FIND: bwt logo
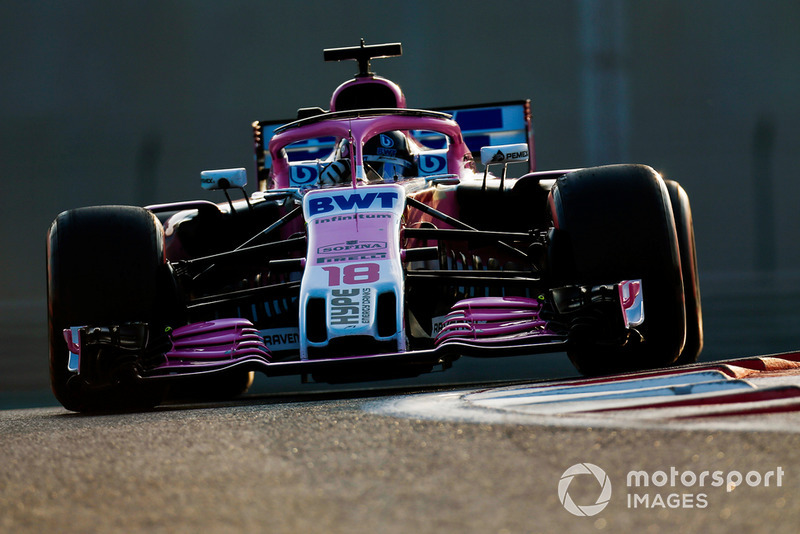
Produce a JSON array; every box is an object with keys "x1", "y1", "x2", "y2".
[
  {"x1": 308, "y1": 191, "x2": 399, "y2": 216},
  {"x1": 379, "y1": 134, "x2": 395, "y2": 148},
  {"x1": 558, "y1": 463, "x2": 612, "y2": 517},
  {"x1": 291, "y1": 165, "x2": 319, "y2": 185},
  {"x1": 418, "y1": 154, "x2": 446, "y2": 174}
]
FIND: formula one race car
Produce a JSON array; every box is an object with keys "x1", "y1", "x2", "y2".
[{"x1": 47, "y1": 41, "x2": 702, "y2": 412}]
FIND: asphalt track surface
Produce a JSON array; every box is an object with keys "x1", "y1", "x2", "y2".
[{"x1": 2, "y1": 353, "x2": 800, "y2": 534}]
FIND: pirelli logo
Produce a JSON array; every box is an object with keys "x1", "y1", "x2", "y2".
[{"x1": 316, "y1": 253, "x2": 387, "y2": 264}]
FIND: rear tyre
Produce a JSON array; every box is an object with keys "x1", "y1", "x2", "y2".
[
  {"x1": 549, "y1": 165, "x2": 686, "y2": 375},
  {"x1": 665, "y1": 180, "x2": 703, "y2": 365},
  {"x1": 47, "y1": 206, "x2": 168, "y2": 412}
]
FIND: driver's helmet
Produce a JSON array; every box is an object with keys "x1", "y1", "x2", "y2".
[
  {"x1": 320, "y1": 131, "x2": 416, "y2": 185},
  {"x1": 362, "y1": 131, "x2": 417, "y2": 182}
]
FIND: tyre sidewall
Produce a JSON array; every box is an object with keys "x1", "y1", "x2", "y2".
[{"x1": 665, "y1": 180, "x2": 703, "y2": 364}]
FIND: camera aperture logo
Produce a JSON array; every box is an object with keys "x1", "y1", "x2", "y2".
[
  {"x1": 559, "y1": 462, "x2": 785, "y2": 516},
  {"x1": 558, "y1": 463, "x2": 612, "y2": 517}
]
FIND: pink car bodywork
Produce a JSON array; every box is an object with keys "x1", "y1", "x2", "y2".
[{"x1": 52, "y1": 42, "x2": 682, "y2": 414}]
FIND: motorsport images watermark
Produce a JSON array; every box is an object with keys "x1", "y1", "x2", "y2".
[
  {"x1": 559, "y1": 463, "x2": 785, "y2": 516},
  {"x1": 558, "y1": 463, "x2": 612, "y2": 516}
]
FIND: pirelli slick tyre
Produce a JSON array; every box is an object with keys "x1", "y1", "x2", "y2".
[
  {"x1": 47, "y1": 206, "x2": 167, "y2": 412},
  {"x1": 549, "y1": 165, "x2": 686, "y2": 375},
  {"x1": 665, "y1": 180, "x2": 703, "y2": 365}
]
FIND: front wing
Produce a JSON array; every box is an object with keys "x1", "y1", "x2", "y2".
[{"x1": 62, "y1": 280, "x2": 643, "y2": 386}]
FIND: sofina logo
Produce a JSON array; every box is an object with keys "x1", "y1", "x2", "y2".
[{"x1": 558, "y1": 463, "x2": 612, "y2": 517}]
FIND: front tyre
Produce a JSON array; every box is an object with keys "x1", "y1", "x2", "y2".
[
  {"x1": 549, "y1": 165, "x2": 686, "y2": 375},
  {"x1": 47, "y1": 206, "x2": 168, "y2": 412}
]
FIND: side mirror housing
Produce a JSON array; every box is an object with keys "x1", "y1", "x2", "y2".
[
  {"x1": 200, "y1": 168, "x2": 247, "y2": 190},
  {"x1": 479, "y1": 143, "x2": 530, "y2": 166},
  {"x1": 479, "y1": 143, "x2": 530, "y2": 190}
]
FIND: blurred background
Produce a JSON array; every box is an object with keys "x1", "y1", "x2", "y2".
[{"x1": 2, "y1": 0, "x2": 799, "y2": 406}]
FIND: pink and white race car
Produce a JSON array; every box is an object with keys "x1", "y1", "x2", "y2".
[{"x1": 47, "y1": 41, "x2": 702, "y2": 412}]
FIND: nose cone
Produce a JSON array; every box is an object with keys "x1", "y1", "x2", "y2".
[{"x1": 299, "y1": 184, "x2": 407, "y2": 359}]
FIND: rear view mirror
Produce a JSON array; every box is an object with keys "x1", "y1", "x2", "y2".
[
  {"x1": 200, "y1": 168, "x2": 247, "y2": 190},
  {"x1": 479, "y1": 143, "x2": 530, "y2": 190},
  {"x1": 480, "y1": 143, "x2": 529, "y2": 166}
]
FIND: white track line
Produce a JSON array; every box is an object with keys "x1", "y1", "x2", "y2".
[{"x1": 369, "y1": 353, "x2": 800, "y2": 432}]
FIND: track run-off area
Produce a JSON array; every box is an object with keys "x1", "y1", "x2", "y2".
[
  {"x1": 2, "y1": 353, "x2": 799, "y2": 533},
  {"x1": 373, "y1": 353, "x2": 800, "y2": 433}
]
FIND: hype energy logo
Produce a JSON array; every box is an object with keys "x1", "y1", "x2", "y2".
[
  {"x1": 558, "y1": 463, "x2": 612, "y2": 517},
  {"x1": 558, "y1": 463, "x2": 785, "y2": 516}
]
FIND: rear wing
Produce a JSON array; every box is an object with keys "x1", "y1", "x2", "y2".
[
  {"x1": 252, "y1": 100, "x2": 534, "y2": 188},
  {"x1": 434, "y1": 100, "x2": 534, "y2": 172}
]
